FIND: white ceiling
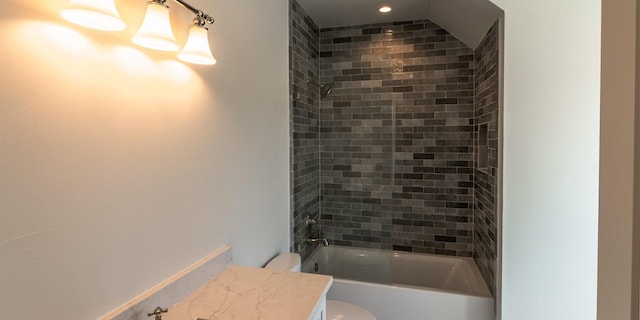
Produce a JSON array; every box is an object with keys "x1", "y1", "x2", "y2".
[{"x1": 296, "y1": 0, "x2": 503, "y2": 49}]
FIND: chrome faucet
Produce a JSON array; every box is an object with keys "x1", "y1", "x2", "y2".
[
  {"x1": 307, "y1": 238, "x2": 329, "y2": 246},
  {"x1": 147, "y1": 307, "x2": 168, "y2": 320}
]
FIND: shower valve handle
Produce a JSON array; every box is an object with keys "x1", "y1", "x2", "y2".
[{"x1": 306, "y1": 216, "x2": 319, "y2": 226}]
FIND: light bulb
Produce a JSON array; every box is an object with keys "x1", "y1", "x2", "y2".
[
  {"x1": 132, "y1": 2, "x2": 179, "y2": 51},
  {"x1": 60, "y1": 0, "x2": 126, "y2": 31},
  {"x1": 178, "y1": 25, "x2": 216, "y2": 65}
]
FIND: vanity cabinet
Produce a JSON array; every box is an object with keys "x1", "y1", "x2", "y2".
[{"x1": 310, "y1": 296, "x2": 327, "y2": 320}]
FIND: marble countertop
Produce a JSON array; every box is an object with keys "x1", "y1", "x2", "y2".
[{"x1": 163, "y1": 265, "x2": 333, "y2": 320}]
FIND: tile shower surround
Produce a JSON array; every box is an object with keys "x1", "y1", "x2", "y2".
[
  {"x1": 289, "y1": 0, "x2": 321, "y2": 261},
  {"x1": 473, "y1": 22, "x2": 499, "y2": 297},
  {"x1": 288, "y1": 1, "x2": 500, "y2": 294},
  {"x1": 319, "y1": 20, "x2": 476, "y2": 257}
]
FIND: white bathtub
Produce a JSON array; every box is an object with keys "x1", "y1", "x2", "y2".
[{"x1": 302, "y1": 246, "x2": 494, "y2": 320}]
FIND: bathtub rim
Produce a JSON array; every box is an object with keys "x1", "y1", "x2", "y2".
[
  {"x1": 328, "y1": 276, "x2": 495, "y2": 320},
  {"x1": 333, "y1": 276, "x2": 494, "y2": 300},
  {"x1": 302, "y1": 245, "x2": 493, "y2": 299}
]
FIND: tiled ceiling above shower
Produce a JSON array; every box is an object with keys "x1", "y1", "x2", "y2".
[{"x1": 296, "y1": 0, "x2": 502, "y2": 49}]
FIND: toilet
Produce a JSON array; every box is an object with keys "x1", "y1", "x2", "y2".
[{"x1": 265, "y1": 253, "x2": 377, "y2": 320}]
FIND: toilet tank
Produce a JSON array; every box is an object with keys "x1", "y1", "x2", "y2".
[{"x1": 265, "y1": 253, "x2": 301, "y2": 272}]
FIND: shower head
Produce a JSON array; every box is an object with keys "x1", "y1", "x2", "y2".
[
  {"x1": 293, "y1": 79, "x2": 335, "y2": 100},
  {"x1": 320, "y1": 82, "x2": 334, "y2": 98}
]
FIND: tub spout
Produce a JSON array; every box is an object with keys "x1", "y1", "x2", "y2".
[{"x1": 307, "y1": 238, "x2": 329, "y2": 246}]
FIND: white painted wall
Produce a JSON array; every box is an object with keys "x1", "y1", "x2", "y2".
[
  {"x1": 490, "y1": 0, "x2": 601, "y2": 319},
  {"x1": 427, "y1": 0, "x2": 502, "y2": 49},
  {"x1": 0, "y1": 0, "x2": 290, "y2": 319},
  {"x1": 637, "y1": 2, "x2": 640, "y2": 317},
  {"x1": 599, "y1": 1, "x2": 638, "y2": 319}
]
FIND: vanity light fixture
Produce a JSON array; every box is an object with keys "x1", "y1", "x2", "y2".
[
  {"x1": 178, "y1": 22, "x2": 217, "y2": 65},
  {"x1": 175, "y1": 0, "x2": 217, "y2": 65},
  {"x1": 132, "y1": 1, "x2": 180, "y2": 51},
  {"x1": 379, "y1": 6, "x2": 392, "y2": 13},
  {"x1": 60, "y1": 0, "x2": 126, "y2": 31},
  {"x1": 60, "y1": 0, "x2": 217, "y2": 65}
]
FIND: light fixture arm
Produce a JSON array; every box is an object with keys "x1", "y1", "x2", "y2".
[{"x1": 171, "y1": 0, "x2": 215, "y2": 25}]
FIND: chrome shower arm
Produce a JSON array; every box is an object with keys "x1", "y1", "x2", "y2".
[{"x1": 297, "y1": 79, "x2": 321, "y2": 87}]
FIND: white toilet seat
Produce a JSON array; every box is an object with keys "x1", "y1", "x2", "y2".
[{"x1": 326, "y1": 300, "x2": 376, "y2": 320}]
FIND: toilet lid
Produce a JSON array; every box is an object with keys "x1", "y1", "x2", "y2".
[{"x1": 326, "y1": 300, "x2": 376, "y2": 320}]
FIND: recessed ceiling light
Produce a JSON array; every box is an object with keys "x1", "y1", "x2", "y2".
[{"x1": 379, "y1": 6, "x2": 392, "y2": 13}]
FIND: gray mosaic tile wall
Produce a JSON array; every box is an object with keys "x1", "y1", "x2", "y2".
[
  {"x1": 289, "y1": 0, "x2": 321, "y2": 260},
  {"x1": 473, "y1": 21, "x2": 499, "y2": 296},
  {"x1": 288, "y1": 6, "x2": 500, "y2": 294},
  {"x1": 318, "y1": 20, "x2": 475, "y2": 257}
]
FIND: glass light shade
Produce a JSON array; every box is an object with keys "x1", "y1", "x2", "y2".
[
  {"x1": 60, "y1": 0, "x2": 126, "y2": 31},
  {"x1": 132, "y1": 2, "x2": 179, "y2": 51},
  {"x1": 178, "y1": 25, "x2": 217, "y2": 65}
]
